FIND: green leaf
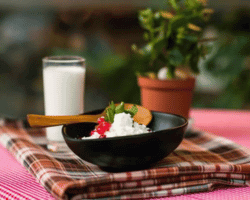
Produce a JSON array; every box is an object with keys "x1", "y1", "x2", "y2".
[
  {"x1": 124, "y1": 105, "x2": 138, "y2": 117},
  {"x1": 140, "y1": 43, "x2": 153, "y2": 57},
  {"x1": 185, "y1": 0, "x2": 198, "y2": 9},
  {"x1": 169, "y1": 48, "x2": 184, "y2": 66},
  {"x1": 169, "y1": 0, "x2": 180, "y2": 12},
  {"x1": 104, "y1": 101, "x2": 116, "y2": 123},
  {"x1": 168, "y1": 15, "x2": 187, "y2": 32},
  {"x1": 109, "y1": 101, "x2": 116, "y2": 111},
  {"x1": 154, "y1": 12, "x2": 163, "y2": 28},
  {"x1": 154, "y1": 38, "x2": 166, "y2": 53},
  {"x1": 184, "y1": 35, "x2": 198, "y2": 43},
  {"x1": 138, "y1": 8, "x2": 154, "y2": 31},
  {"x1": 143, "y1": 32, "x2": 149, "y2": 41},
  {"x1": 131, "y1": 44, "x2": 138, "y2": 52},
  {"x1": 105, "y1": 108, "x2": 115, "y2": 123},
  {"x1": 115, "y1": 102, "x2": 125, "y2": 114}
]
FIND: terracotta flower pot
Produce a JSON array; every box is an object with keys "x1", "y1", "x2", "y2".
[{"x1": 137, "y1": 76, "x2": 196, "y2": 119}]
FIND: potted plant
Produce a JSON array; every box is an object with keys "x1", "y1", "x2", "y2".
[{"x1": 132, "y1": 0, "x2": 214, "y2": 118}]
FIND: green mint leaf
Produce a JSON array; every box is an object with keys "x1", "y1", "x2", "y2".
[
  {"x1": 125, "y1": 105, "x2": 138, "y2": 117},
  {"x1": 104, "y1": 101, "x2": 116, "y2": 123},
  {"x1": 105, "y1": 108, "x2": 115, "y2": 123},
  {"x1": 115, "y1": 102, "x2": 125, "y2": 114},
  {"x1": 109, "y1": 101, "x2": 116, "y2": 111},
  {"x1": 104, "y1": 115, "x2": 109, "y2": 122}
]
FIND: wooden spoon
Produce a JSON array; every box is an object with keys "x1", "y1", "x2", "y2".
[{"x1": 27, "y1": 103, "x2": 152, "y2": 128}]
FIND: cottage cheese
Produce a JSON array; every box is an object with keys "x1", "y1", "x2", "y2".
[{"x1": 83, "y1": 113, "x2": 150, "y2": 139}]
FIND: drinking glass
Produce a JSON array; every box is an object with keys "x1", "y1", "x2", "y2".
[{"x1": 43, "y1": 56, "x2": 86, "y2": 150}]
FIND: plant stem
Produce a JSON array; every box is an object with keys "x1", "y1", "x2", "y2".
[{"x1": 166, "y1": 65, "x2": 175, "y2": 79}]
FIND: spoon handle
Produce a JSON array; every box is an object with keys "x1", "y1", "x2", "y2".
[{"x1": 27, "y1": 114, "x2": 102, "y2": 128}]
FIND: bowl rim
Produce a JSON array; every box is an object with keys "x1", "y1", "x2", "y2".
[{"x1": 62, "y1": 110, "x2": 188, "y2": 142}]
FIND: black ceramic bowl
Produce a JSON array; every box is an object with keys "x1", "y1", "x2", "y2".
[{"x1": 62, "y1": 109, "x2": 188, "y2": 172}]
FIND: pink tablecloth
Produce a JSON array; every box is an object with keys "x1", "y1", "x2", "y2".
[
  {"x1": 0, "y1": 109, "x2": 249, "y2": 200},
  {"x1": 0, "y1": 140, "x2": 55, "y2": 200},
  {"x1": 163, "y1": 109, "x2": 250, "y2": 200}
]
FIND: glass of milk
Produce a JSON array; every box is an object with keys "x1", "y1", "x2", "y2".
[{"x1": 43, "y1": 56, "x2": 86, "y2": 148}]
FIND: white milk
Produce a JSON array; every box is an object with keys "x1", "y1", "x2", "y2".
[{"x1": 43, "y1": 66, "x2": 86, "y2": 141}]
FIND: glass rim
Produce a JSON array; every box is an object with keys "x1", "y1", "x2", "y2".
[{"x1": 43, "y1": 56, "x2": 85, "y2": 63}]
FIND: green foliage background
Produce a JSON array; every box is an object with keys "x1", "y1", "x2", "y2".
[{"x1": 52, "y1": 7, "x2": 250, "y2": 110}]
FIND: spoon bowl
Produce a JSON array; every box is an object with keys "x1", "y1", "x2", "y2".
[{"x1": 27, "y1": 103, "x2": 152, "y2": 128}]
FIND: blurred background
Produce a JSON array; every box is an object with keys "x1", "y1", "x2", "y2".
[{"x1": 0, "y1": 0, "x2": 250, "y2": 118}]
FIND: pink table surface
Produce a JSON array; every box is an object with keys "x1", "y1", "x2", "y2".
[{"x1": 0, "y1": 109, "x2": 250, "y2": 200}]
